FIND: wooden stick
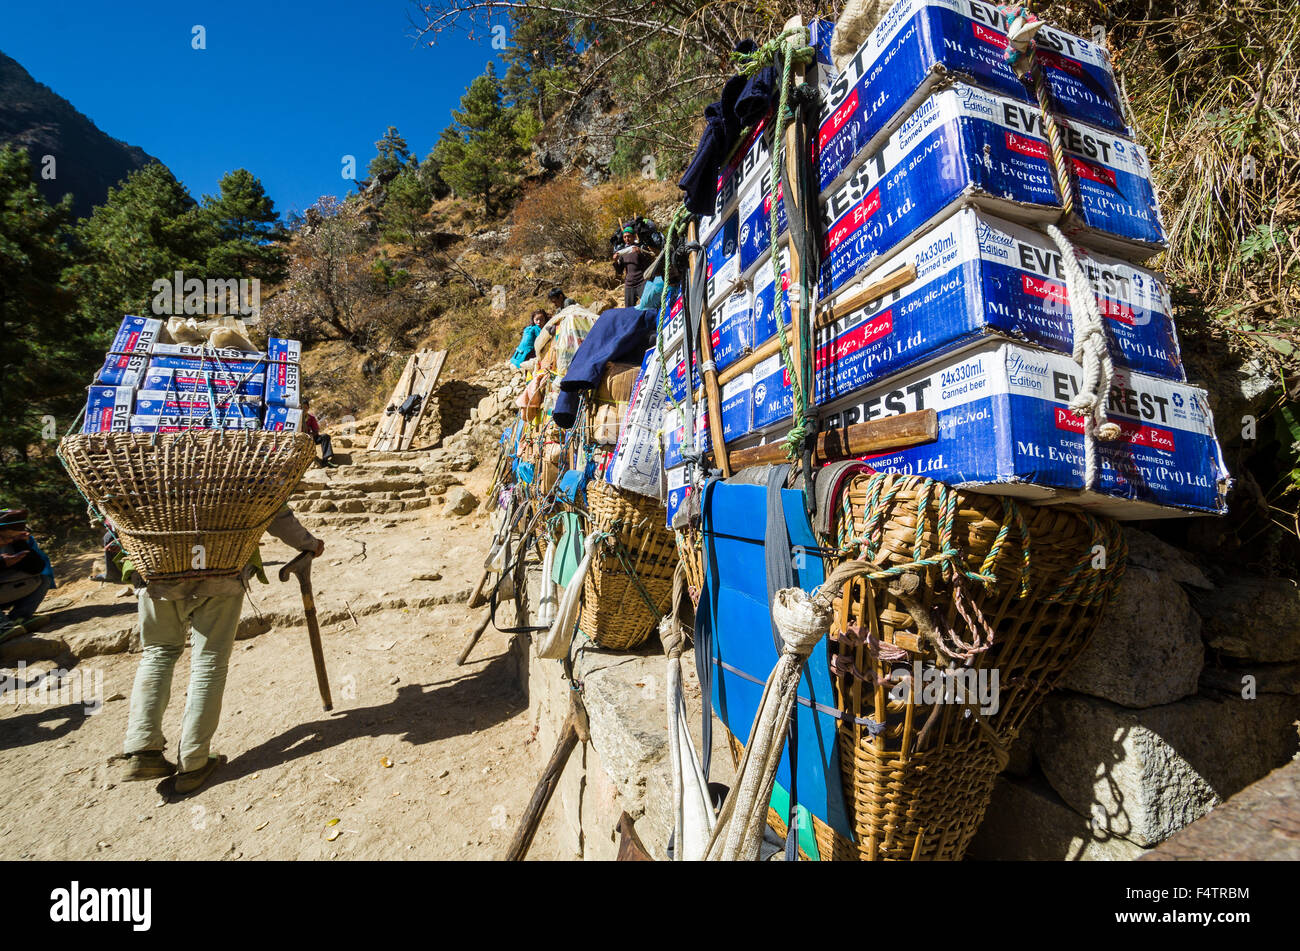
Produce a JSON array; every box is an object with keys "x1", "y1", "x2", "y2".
[
  {"x1": 716, "y1": 263, "x2": 920, "y2": 389},
  {"x1": 503, "y1": 693, "x2": 588, "y2": 861},
  {"x1": 691, "y1": 221, "x2": 732, "y2": 478},
  {"x1": 456, "y1": 608, "x2": 493, "y2": 667},
  {"x1": 725, "y1": 409, "x2": 938, "y2": 471},
  {"x1": 781, "y1": 13, "x2": 808, "y2": 409}
]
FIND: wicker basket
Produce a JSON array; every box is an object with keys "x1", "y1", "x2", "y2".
[
  {"x1": 578, "y1": 481, "x2": 678, "y2": 650},
  {"x1": 728, "y1": 472, "x2": 1126, "y2": 861},
  {"x1": 60, "y1": 431, "x2": 317, "y2": 583}
]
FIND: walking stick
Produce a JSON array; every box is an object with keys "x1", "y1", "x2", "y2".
[
  {"x1": 279, "y1": 550, "x2": 333, "y2": 711},
  {"x1": 502, "y1": 691, "x2": 589, "y2": 861}
]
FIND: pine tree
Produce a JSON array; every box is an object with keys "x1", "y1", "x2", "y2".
[
  {"x1": 201, "y1": 168, "x2": 287, "y2": 284},
  {"x1": 367, "y1": 126, "x2": 412, "y2": 188},
  {"x1": 383, "y1": 169, "x2": 432, "y2": 246},
  {"x1": 433, "y1": 64, "x2": 530, "y2": 217},
  {"x1": 0, "y1": 146, "x2": 94, "y2": 523},
  {"x1": 67, "y1": 161, "x2": 208, "y2": 325}
]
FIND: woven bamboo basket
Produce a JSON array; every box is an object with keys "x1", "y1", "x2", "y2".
[
  {"x1": 730, "y1": 472, "x2": 1126, "y2": 861},
  {"x1": 60, "y1": 431, "x2": 317, "y2": 584},
  {"x1": 579, "y1": 480, "x2": 678, "y2": 650}
]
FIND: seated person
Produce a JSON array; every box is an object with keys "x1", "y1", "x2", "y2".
[
  {"x1": 0, "y1": 509, "x2": 55, "y2": 633},
  {"x1": 301, "y1": 399, "x2": 336, "y2": 468},
  {"x1": 511, "y1": 311, "x2": 547, "y2": 368}
]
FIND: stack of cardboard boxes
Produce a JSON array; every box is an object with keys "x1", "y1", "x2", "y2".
[
  {"x1": 654, "y1": 0, "x2": 1228, "y2": 523},
  {"x1": 81, "y1": 315, "x2": 303, "y2": 435}
]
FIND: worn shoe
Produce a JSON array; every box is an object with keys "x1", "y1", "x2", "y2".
[
  {"x1": 174, "y1": 754, "x2": 226, "y2": 794},
  {"x1": 122, "y1": 750, "x2": 177, "y2": 782}
]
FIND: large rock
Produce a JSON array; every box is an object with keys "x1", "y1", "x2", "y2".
[
  {"x1": 968, "y1": 774, "x2": 1150, "y2": 861},
  {"x1": 441, "y1": 488, "x2": 479, "y2": 517},
  {"x1": 1121, "y1": 528, "x2": 1212, "y2": 589},
  {"x1": 1200, "y1": 661, "x2": 1300, "y2": 697},
  {"x1": 1193, "y1": 577, "x2": 1300, "y2": 662},
  {"x1": 1060, "y1": 566, "x2": 1204, "y2": 707},
  {"x1": 63, "y1": 624, "x2": 137, "y2": 658},
  {"x1": 1034, "y1": 692, "x2": 1300, "y2": 846}
]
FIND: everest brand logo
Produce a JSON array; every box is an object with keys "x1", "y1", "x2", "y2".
[{"x1": 49, "y1": 882, "x2": 151, "y2": 931}]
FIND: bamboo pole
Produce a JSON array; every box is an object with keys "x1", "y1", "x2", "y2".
[
  {"x1": 725, "y1": 409, "x2": 937, "y2": 470},
  {"x1": 691, "y1": 220, "x2": 733, "y2": 478}
]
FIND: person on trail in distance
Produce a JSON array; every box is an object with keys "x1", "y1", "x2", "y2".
[
  {"x1": 301, "y1": 398, "x2": 336, "y2": 468},
  {"x1": 613, "y1": 225, "x2": 656, "y2": 307},
  {"x1": 511, "y1": 310, "x2": 547, "y2": 368},
  {"x1": 547, "y1": 287, "x2": 576, "y2": 315},
  {"x1": 0, "y1": 509, "x2": 55, "y2": 638},
  {"x1": 120, "y1": 505, "x2": 325, "y2": 794}
]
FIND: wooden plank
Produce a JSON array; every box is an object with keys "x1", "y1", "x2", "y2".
[
  {"x1": 781, "y1": 14, "x2": 808, "y2": 414},
  {"x1": 367, "y1": 353, "x2": 419, "y2": 452},
  {"x1": 725, "y1": 409, "x2": 938, "y2": 470},
  {"x1": 396, "y1": 349, "x2": 447, "y2": 451},
  {"x1": 691, "y1": 221, "x2": 732, "y2": 478}
]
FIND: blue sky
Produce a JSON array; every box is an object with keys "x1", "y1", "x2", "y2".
[{"x1": 3, "y1": 0, "x2": 503, "y2": 216}]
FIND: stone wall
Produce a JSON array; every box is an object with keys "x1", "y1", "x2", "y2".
[{"x1": 969, "y1": 527, "x2": 1300, "y2": 860}]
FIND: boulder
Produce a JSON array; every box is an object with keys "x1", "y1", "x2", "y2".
[
  {"x1": 441, "y1": 488, "x2": 479, "y2": 517},
  {"x1": 1060, "y1": 566, "x2": 1203, "y2": 707},
  {"x1": 1121, "y1": 527, "x2": 1212, "y2": 589},
  {"x1": 63, "y1": 625, "x2": 138, "y2": 658},
  {"x1": 1034, "y1": 692, "x2": 1300, "y2": 846},
  {"x1": 1193, "y1": 577, "x2": 1300, "y2": 662},
  {"x1": 1200, "y1": 661, "x2": 1300, "y2": 697},
  {"x1": 968, "y1": 775, "x2": 1151, "y2": 861}
]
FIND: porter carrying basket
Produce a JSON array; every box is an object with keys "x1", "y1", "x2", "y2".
[
  {"x1": 579, "y1": 480, "x2": 678, "y2": 650},
  {"x1": 60, "y1": 431, "x2": 318, "y2": 584},
  {"x1": 758, "y1": 472, "x2": 1126, "y2": 860}
]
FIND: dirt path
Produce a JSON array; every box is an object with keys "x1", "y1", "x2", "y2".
[{"x1": 0, "y1": 463, "x2": 568, "y2": 861}]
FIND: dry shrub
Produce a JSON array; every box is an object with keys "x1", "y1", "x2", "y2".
[{"x1": 509, "y1": 175, "x2": 605, "y2": 258}]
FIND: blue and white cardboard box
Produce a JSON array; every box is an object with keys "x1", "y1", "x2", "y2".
[
  {"x1": 705, "y1": 210, "x2": 741, "y2": 311},
  {"x1": 818, "y1": 0, "x2": 1126, "y2": 196},
  {"x1": 738, "y1": 162, "x2": 789, "y2": 279},
  {"x1": 667, "y1": 345, "x2": 703, "y2": 404},
  {"x1": 147, "y1": 353, "x2": 266, "y2": 376},
  {"x1": 752, "y1": 243, "x2": 795, "y2": 346},
  {"x1": 700, "y1": 118, "x2": 769, "y2": 241},
  {"x1": 149, "y1": 342, "x2": 262, "y2": 361},
  {"x1": 141, "y1": 366, "x2": 267, "y2": 399},
  {"x1": 665, "y1": 465, "x2": 690, "y2": 529},
  {"x1": 816, "y1": 208, "x2": 1184, "y2": 407},
  {"x1": 129, "y1": 415, "x2": 259, "y2": 434},
  {"x1": 720, "y1": 373, "x2": 754, "y2": 443},
  {"x1": 263, "y1": 406, "x2": 305, "y2": 432},
  {"x1": 658, "y1": 286, "x2": 686, "y2": 352},
  {"x1": 264, "y1": 357, "x2": 301, "y2": 407},
  {"x1": 663, "y1": 403, "x2": 710, "y2": 470},
  {"x1": 751, "y1": 354, "x2": 794, "y2": 431},
  {"x1": 96, "y1": 351, "x2": 151, "y2": 387},
  {"x1": 82, "y1": 386, "x2": 135, "y2": 433},
  {"x1": 712, "y1": 289, "x2": 754, "y2": 372},
  {"x1": 107, "y1": 315, "x2": 163, "y2": 357},
  {"x1": 132, "y1": 391, "x2": 262, "y2": 421},
  {"x1": 819, "y1": 339, "x2": 1229, "y2": 519},
  {"x1": 820, "y1": 83, "x2": 1061, "y2": 297},
  {"x1": 267, "y1": 337, "x2": 302, "y2": 363}
]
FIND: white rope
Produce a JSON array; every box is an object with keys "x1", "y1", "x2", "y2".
[
  {"x1": 535, "y1": 531, "x2": 601, "y2": 659},
  {"x1": 537, "y1": 537, "x2": 558, "y2": 627},
  {"x1": 705, "y1": 587, "x2": 831, "y2": 861},
  {"x1": 660, "y1": 615, "x2": 715, "y2": 860},
  {"x1": 1044, "y1": 223, "x2": 1122, "y2": 490}
]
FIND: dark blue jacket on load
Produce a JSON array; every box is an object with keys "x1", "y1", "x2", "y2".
[
  {"x1": 553, "y1": 307, "x2": 656, "y2": 429},
  {"x1": 679, "y1": 41, "x2": 780, "y2": 215}
]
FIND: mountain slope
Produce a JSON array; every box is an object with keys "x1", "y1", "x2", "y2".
[{"x1": 0, "y1": 50, "x2": 154, "y2": 219}]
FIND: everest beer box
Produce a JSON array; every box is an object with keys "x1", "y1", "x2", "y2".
[
  {"x1": 660, "y1": 286, "x2": 687, "y2": 351},
  {"x1": 129, "y1": 415, "x2": 259, "y2": 434},
  {"x1": 140, "y1": 366, "x2": 267, "y2": 399},
  {"x1": 663, "y1": 404, "x2": 710, "y2": 469},
  {"x1": 263, "y1": 406, "x2": 304, "y2": 432},
  {"x1": 721, "y1": 373, "x2": 753, "y2": 443},
  {"x1": 819, "y1": 83, "x2": 1164, "y2": 297},
  {"x1": 96, "y1": 351, "x2": 151, "y2": 386},
  {"x1": 108, "y1": 315, "x2": 163, "y2": 356},
  {"x1": 738, "y1": 162, "x2": 789, "y2": 279},
  {"x1": 705, "y1": 210, "x2": 741, "y2": 311},
  {"x1": 817, "y1": 0, "x2": 1126, "y2": 196},
  {"x1": 819, "y1": 340, "x2": 1229, "y2": 518},
  {"x1": 700, "y1": 118, "x2": 771, "y2": 241},
  {"x1": 264, "y1": 358, "x2": 301, "y2": 407},
  {"x1": 712, "y1": 289, "x2": 754, "y2": 372},
  {"x1": 667, "y1": 345, "x2": 703, "y2": 404},
  {"x1": 816, "y1": 207, "x2": 1184, "y2": 408},
  {"x1": 82, "y1": 386, "x2": 135, "y2": 433},
  {"x1": 752, "y1": 243, "x2": 795, "y2": 346},
  {"x1": 132, "y1": 392, "x2": 262, "y2": 421},
  {"x1": 665, "y1": 465, "x2": 690, "y2": 529},
  {"x1": 751, "y1": 354, "x2": 794, "y2": 431}
]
